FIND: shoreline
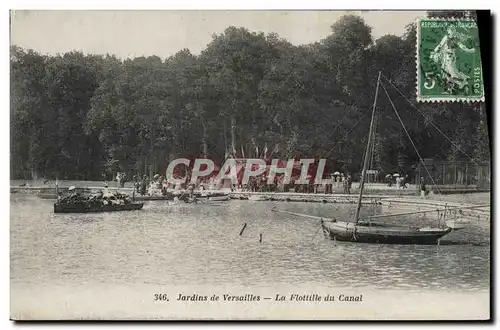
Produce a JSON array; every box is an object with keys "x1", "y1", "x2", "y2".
[{"x1": 11, "y1": 186, "x2": 490, "y2": 219}]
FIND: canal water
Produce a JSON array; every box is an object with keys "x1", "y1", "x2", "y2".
[{"x1": 10, "y1": 195, "x2": 490, "y2": 319}]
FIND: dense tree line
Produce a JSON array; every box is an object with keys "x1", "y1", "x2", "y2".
[{"x1": 10, "y1": 12, "x2": 489, "y2": 181}]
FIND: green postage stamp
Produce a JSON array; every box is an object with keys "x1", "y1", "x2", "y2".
[{"x1": 417, "y1": 18, "x2": 485, "y2": 102}]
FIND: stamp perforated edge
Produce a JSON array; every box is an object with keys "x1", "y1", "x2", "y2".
[{"x1": 415, "y1": 17, "x2": 485, "y2": 103}]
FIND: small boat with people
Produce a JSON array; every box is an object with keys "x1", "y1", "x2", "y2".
[
  {"x1": 54, "y1": 200, "x2": 144, "y2": 214},
  {"x1": 53, "y1": 185, "x2": 144, "y2": 214}
]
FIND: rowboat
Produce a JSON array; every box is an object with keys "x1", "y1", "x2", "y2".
[
  {"x1": 207, "y1": 195, "x2": 230, "y2": 202},
  {"x1": 198, "y1": 192, "x2": 230, "y2": 202},
  {"x1": 52, "y1": 185, "x2": 144, "y2": 214},
  {"x1": 54, "y1": 201, "x2": 144, "y2": 214},
  {"x1": 248, "y1": 195, "x2": 269, "y2": 201}
]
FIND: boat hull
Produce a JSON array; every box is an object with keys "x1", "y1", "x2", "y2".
[
  {"x1": 321, "y1": 220, "x2": 452, "y2": 245},
  {"x1": 134, "y1": 195, "x2": 173, "y2": 201},
  {"x1": 198, "y1": 193, "x2": 230, "y2": 202},
  {"x1": 206, "y1": 195, "x2": 230, "y2": 202},
  {"x1": 445, "y1": 219, "x2": 470, "y2": 229},
  {"x1": 248, "y1": 195, "x2": 269, "y2": 201},
  {"x1": 54, "y1": 202, "x2": 144, "y2": 214}
]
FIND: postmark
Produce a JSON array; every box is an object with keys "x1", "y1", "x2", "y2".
[{"x1": 416, "y1": 18, "x2": 485, "y2": 102}]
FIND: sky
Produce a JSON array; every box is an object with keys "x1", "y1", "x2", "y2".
[{"x1": 10, "y1": 10, "x2": 426, "y2": 59}]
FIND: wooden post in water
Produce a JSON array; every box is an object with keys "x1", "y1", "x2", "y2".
[
  {"x1": 259, "y1": 233, "x2": 262, "y2": 243},
  {"x1": 239, "y1": 223, "x2": 247, "y2": 236}
]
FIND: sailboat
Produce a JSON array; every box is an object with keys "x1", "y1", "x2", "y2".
[
  {"x1": 320, "y1": 72, "x2": 454, "y2": 245},
  {"x1": 321, "y1": 72, "x2": 452, "y2": 244},
  {"x1": 271, "y1": 72, "x2": 488, "y2": 244}
]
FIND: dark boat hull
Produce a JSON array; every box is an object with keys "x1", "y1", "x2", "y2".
[
  {"x1": 42, "y1": 193, "x2": 174, "y2": 201},
  {"x1": 321, "y1": 220, "x2": 452, "y2": 245},
  {"x1": 54, "y1": 202, "x2": 144, "y2": 214}
]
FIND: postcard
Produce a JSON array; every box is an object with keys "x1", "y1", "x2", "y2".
[{"x1": 10, "y1": 9, "x2": 491, "y2": 320}]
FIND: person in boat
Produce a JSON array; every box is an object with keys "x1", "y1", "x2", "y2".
[
  {"x1": 116, "y1": 172, "x2": 122, "y2": 188},
  {"x1": 102, "y1": 183, "x2": 115, "y2": 205},
  {"x1": 120, "y1": 173, "x2": 127, "y2": 188},
  {"x1": 132, "y1": 174, "x2": 139, "y2": 193},
  {"x1": 140, "y1": 175, "x2": 148, "y2": 195},
  {"x1": 103, "y1": 182, "x2": 110, "y2": 195},
  {"x1": 60, "y1": 186, "x2": 81, "y2": 204}
]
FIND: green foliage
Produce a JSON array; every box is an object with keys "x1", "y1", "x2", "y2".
[{"x1": 10, "y1": 13, "x2": 490, "y2": 181}]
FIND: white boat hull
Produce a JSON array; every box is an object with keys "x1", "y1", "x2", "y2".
[
  {"x1": 445, "y1": 218, "x2": 470, "y2": 229},
  {"x1": 248, "y1": 195, "x2": 269, "y2": 201}
]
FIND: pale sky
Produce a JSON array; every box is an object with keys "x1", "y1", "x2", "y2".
[{"x1": 10, "y1": 10, "x2": 426, "y2": 59}]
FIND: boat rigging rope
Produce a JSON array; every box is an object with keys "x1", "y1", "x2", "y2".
[
  {"x1": 323, "y1": 105, "x2": 370, "y2": 159},
  {"x1": 369, "y1": 112, "x2": 378, "y2": 172},
  {"x1": 325, "y1": 93, "x2": 364, "y2": 142},
  {"x1": 380, "y1": 74, "x2": 481, "y2": 166},
  {"x1": 380, "y1": 82, "x2": 442, "y2": 195},
  {"x1": 311, "y1": 222, "x2": 323, "y2": 241},
  {"x1": 320, "y1": 93, "x2": 367, "y2": 158}
]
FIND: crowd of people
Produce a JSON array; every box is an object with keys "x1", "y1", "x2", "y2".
[
  {"x1": 385, "y1": 174, "x2": 410, "y2": 189},
  {"x1": 110, "y1": 171, "x2": 357, "y2": 196},
  {"x1": 108, "y1": 170, "x2": 433, "y2": 197},
  {"x1": 57, "y1": 184, "x2": 133, "y2": 206}
]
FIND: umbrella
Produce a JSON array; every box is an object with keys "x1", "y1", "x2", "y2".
[
  {"x1": 393, "y1": 173, "x2": 400, "y2": 177},
  {"x1": 333, "y1": 171, "x2": 340, "y2": 175},
  {"x1": 153, "y1": 174, "x2": 160, "y2": 180},
  {"x1": 68, "y1": 186, "x2": 76, "y2": 191},
  {"x1": 385, "y1": 174, "x2": 392, "y2": 178}
]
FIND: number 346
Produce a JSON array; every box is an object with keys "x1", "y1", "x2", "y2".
[{"x1": 154, "y1": 293, "x2": 169, "y2": 301}]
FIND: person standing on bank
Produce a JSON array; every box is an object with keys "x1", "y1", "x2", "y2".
[
  {"x1": 346, "y1": 174, "x2": 352, "y2": 195},
  {"x1": 402, "y1": 175, "x2": 409, "y2": 189},
  {"x1": 420, "y1": 177, "x2": 429, "y2": 197},
  {"x1": 116, "y1": 172, "x2": 122, "y2": 188}
]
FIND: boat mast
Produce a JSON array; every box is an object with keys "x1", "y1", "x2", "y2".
[{"x1": 354, "y1": 71, "x2": 382, "y2": 224}]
